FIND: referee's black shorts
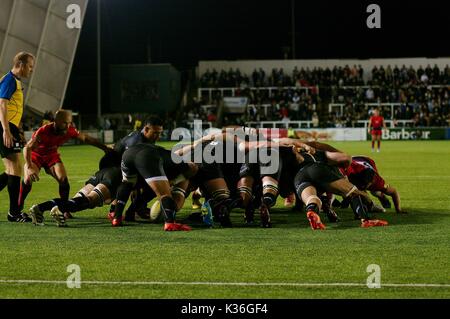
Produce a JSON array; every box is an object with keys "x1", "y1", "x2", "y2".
[{"x1": 0, "y1": 122, "x2": 23, "y2": 159}]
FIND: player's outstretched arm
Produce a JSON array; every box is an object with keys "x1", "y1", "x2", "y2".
[
  {"x1": 305, "y1": 141, "x2": 341, "y2": 153},
  {"x1": 173, "y1": 132, "x2": 222, "y2": 156},
  {"x1": 325, "y1": 151, "x2": 352, "y2": 168},
  {"x1": 77, "y1": 132, "x2": 111, "y2": 152},
  {"x1": 23, "y1": 135, "x2": 40, "y2": 182},
  {"x1": 384, "y1": 185, "x2": 406, "y2": 213}
]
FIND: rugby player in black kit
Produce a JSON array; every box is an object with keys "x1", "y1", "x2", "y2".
[{"x1": 111, "y1": 143, "x2": 198, "y2": 230}]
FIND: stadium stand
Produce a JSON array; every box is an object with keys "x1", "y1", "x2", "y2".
[{"x1": 194, "y1": 64, "x2": 450, "y2": 129}]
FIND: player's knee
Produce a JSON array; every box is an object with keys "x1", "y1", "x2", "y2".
[
  {"x1": 295, "y1": 182, "x2": 312, "y2": 200},
  {"x1": 262, "y1": 180, "x2": 279, "y2": 195},
  {"x1": 211, "y1": 188, "x2": 230, "y2": 202},
  {"x1": 91, "y1": 188, "x2": 105, "y2": 207},
  {"x1": 305, "y1": 195, "x2": 322, "y2": 207},
  {"x1": 344, "y1": 185, "x2": 358, "y2": 198},
  {"x1": 237, "y1": 186, "x2": 253, "y2": 206}
]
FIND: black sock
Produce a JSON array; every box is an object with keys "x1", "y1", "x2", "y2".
[
  {"x1": 262, "y1": 193, "x2": 277, "y2": 208},
  {"x1": 160, "y1": 196, "x2": 177, "y2": 223},
  {"x1": 0, "y1": 172, "x2": 8, "y2": 192},
  {"x1": 59, "y1": 180, "x2": 70, "y2": 201},
  {"x1": 114, "y1": 182, "x2": 134, "y2": 218},
  {"x1": 109, "y1": 204, "x2": 116, "y2": 213},
  {"x1": 350, "y1": 195, "x2": 371, "y2": 219},
  {"x1": 306, "y1": 203, "x2": 320, "y2": 214},
  {"x1": 18, "y1": 181, "x2": 32, "y2": 211},
  {"x1": 38, "y1": 199, "x2": 60, "y2": 212},
  {"x1": 125, "y1": 199, "x2": 138, "y2": 215},
  {"x1": 64, "y1": 197, "x2": 90, "y2": 213},
  {"x1": 7, "y1": 175, "x2": 21, "y2": 215}
]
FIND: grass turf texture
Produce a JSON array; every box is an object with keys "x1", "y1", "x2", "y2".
[{"x1": 0, "y1": 141, "x2": 449, "y2": 299}]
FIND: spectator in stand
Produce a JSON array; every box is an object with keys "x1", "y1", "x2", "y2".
[
  {"x1": 207, "y1": 110, "x2": 217, "y2": 123},
  {"x1": 365, "y1": 87, "x2": 375, "y2": 101},
  {"x1": 312, "y1": 112, "x2": 319, "y2": 128}
]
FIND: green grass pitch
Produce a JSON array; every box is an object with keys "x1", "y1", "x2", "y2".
[{"x1": 0, "y1": 141, "x2": 449, "y2": 298}]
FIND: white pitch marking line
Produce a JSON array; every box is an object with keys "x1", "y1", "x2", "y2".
[{"x1": 0, "y1": 280, "x2": 449, "y2": 288}]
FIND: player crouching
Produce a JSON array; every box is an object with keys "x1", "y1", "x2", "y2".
[{"x1": 29, "y1": 151, "x2": 122, "y2": 227}]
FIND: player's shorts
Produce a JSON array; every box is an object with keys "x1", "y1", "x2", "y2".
[
  {"x1": 0, "y1": 122, "x2": 23, "y2": 158},
  {"x1": 194, "y1": 162, "x2": 224, "y2": 183},
  {"x1": 121, "y1": 147, "x2": 166, "y2": 183},
  {"x1": 85, "y1": 166, "x2": 122, "y2": 197},
  {"x1": 259, "y1": 147, "x2": 283, "y2": 180},
  {"x1": 32, "y1": 152, "x2": 62, "y2": 170},
  {"x1": 222, "y1": 162, "x2": 243, "y2": 193},
  {"x1": 122, "y1": 143, "x2": 191, "y2": 184},
  {"x1": 371, "y1": 128, "x2": 382, "y2": 136},
  {"x1": 294, "y1": 163, "x2": 344, "y2": 196},
  {"x1": 239, "y1": 162, "x2": 260, "y2": 179}
]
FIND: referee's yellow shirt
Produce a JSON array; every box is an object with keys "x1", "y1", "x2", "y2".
[{"x1": 0, "y1": 71, "x2": 24, "y2": 128}]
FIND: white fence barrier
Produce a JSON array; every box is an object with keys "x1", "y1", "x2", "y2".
[
  {"x1": 247, "y1": 121, "x2": 313, "y2": 129},
  {"x1": 329, "y1": 103, "x2": 403, "y2": 119},
  {"x1": 198, "y1": 86, "x2": 318, "y2": 101}
]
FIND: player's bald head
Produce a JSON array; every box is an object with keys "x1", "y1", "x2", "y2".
[
  {"x1": 55, "y1": 110, "x2": 72, "y2": 122},
  {"x1": 54, "y1": 109, "x2": 73, "y2": 133}
]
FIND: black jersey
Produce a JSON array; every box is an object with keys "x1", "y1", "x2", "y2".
[{"x1": 114, "y1": 131, "x2": 153, "y2": 155}]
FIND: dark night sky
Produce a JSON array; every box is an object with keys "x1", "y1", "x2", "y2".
[{"x1": 63, "y1": 0, "x2": 450, "y2": 114}]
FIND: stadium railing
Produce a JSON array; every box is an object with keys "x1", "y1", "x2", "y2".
[
  {"x1": 198, "y1": 86, "x2": 319, "y2": 101},
  {"x1": 186, "y1": 121, "x2": 213, "y2": 130},
  {"x1": 198, "y1": 103, "x2": 316, "y2": 118},
  {"x1": 357, "y1": 120, "x2": 415, "y2": 128},
  {"x1": 329, "y1": 102, "x2": 402, "y2": 119},
  {"x1": 246, "y1": 120, "x2": 313, "y2": 128}
]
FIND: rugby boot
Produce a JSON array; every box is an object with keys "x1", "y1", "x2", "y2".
[
  {"x1": 164, "y1": 222, "x2": 192, "y2": 231},
  {"x1": 306, "y1": 211, "x2": 326, "y2": 230},
  {"x1": 361, "y1": 219, "x2": 389, "y2": 228},
  {"x1": 50, "y1": 206, "x2": 67, "y2": 227},
  {"x1": 29, "y1": 205, "x2": 45, "y2": 226}
]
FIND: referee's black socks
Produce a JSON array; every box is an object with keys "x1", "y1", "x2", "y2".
[
  {"x1": 7, "y1": 175, "x2": 21, "y2": 215},
  {"x1": 0, "y1": 172, "x2": 8, "y2": 192}
]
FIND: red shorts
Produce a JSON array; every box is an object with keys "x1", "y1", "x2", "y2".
[
  {"x1": 32, "y1": 152, "x2": 62, "y2": 170},
  {"x1": 371, "y1": 129, "x2": 382, "y2": 136}
]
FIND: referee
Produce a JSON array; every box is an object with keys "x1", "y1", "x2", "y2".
[{"x1": 0, "y1": 52, "x2": 35, "y2": 222}]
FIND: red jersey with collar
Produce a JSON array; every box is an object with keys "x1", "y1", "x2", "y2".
[
  {"x1": 370, "y1": 115, "x2": 384, "y2": 130},
  {"x1": 340, "y1": 156, "x2": 387, "y2": 192},
  {"x1": 32, "y1": 123, "x2": 80, "y2": 156}
]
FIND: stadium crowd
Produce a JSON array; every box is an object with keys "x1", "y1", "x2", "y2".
[{"x1": 195, "y1": 64, "x2": 450, "y2": 128}]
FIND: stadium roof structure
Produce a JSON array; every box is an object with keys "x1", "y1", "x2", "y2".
[{"x1": 0, "y1": 0, "x2": 88, "y2": 115}]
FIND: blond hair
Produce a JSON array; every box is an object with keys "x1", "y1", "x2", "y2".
[{"x1": 13, "y1": 52, "x2": 35, "y2": 68}]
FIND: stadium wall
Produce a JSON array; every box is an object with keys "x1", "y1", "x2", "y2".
[
  {"x1": 199, "y1": 58, "x2": 450, "y2": 82},
  {"x1": 110, "y1": 64, "x2": 181, "y2": 114}
]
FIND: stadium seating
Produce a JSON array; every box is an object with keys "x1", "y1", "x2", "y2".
[{"x1": 194, "y1": 65, "x2": 450, "y2": 128}]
